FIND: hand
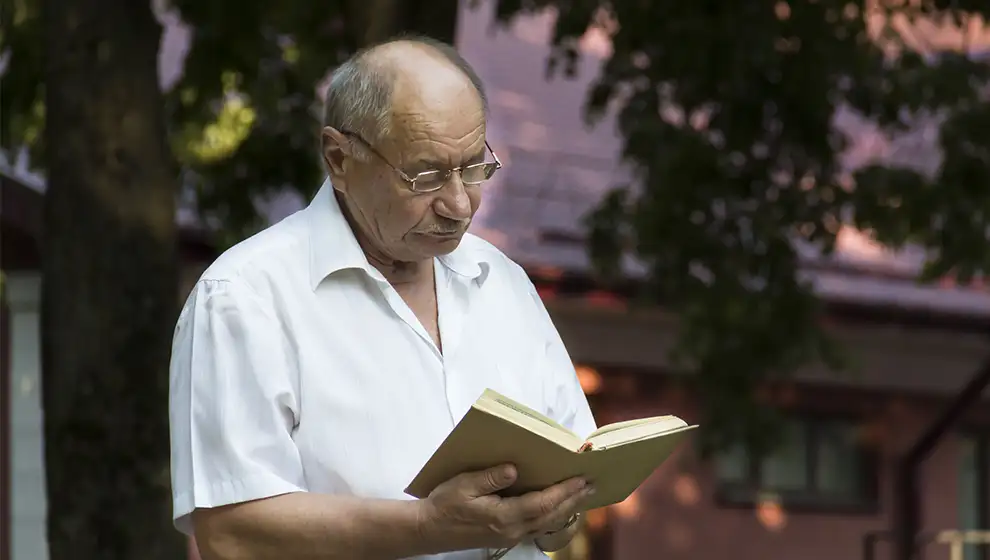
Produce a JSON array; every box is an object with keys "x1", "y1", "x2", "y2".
[{"x1": 419, "y1": 464, "x2": 594, "y2": 552}]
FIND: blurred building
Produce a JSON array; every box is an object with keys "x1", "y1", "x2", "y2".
[
  {"x1": 3, "y1": 2, "x2": 990, "y2": 560},
  {"x1": 454, "y1": 5, "x2": 990, "y2": 560}
]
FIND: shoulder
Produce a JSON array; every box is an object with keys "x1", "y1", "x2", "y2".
[
  {"x1": 173, "y1": 219, "x2": 305, "y2": 351},
  {"x1": 194, "y1": 212, "x2": 310, "y2": 297}
]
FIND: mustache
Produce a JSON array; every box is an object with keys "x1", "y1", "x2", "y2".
[{"x1": 421, "y1": 219, "x2": 470, "y2": 234}]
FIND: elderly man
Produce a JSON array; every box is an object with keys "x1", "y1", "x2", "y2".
[{"x1": 169, "y1": 36, "x2": 597, "y2": 560}]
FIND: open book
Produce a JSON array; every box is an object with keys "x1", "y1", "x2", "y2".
[{"x1": 405, "y1": 389, "x2": 698, "y2": 510}]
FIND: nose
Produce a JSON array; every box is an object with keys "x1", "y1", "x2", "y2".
[{"x1": 433, "y1": 174, "x2": 473, "y2": 221}]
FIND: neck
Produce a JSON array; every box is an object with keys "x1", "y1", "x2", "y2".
[
  {"x1": 335, "y1": 190, "x2": 432, "y2": 286},
  {"x1": 363, "y1": 245, "x2": 432, "y2": 285}
]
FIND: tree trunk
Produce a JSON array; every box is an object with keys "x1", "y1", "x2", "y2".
[{"x1": 42, "y1": 0, "x2": 182, "y2": 558}]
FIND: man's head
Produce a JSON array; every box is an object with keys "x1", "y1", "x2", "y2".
[{"x1": 321, "y1": 36, "x2": 497, "y2": 267}]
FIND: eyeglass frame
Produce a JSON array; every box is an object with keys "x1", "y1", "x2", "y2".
[{"x1": 340, "y1": 130, "x2": 503, "y2": 193}]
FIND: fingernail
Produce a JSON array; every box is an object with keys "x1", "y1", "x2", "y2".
[{"x1": 584, "y1": 485, "x2": 596, "y2": 495}]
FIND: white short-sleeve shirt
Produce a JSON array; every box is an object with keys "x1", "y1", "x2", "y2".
[{"x1": 169, "y1": 180, "x2": 597, "y2": 559}]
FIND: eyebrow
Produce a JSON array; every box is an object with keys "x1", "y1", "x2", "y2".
[
  {"x1": 410, "y1": 147, "x2": 486, "y2": 174},
  {"x1": 466, "y1": 147, "x2": 485, "y2": 163},
  {"x1": 410, "y1": 159, "x2": 445, "y2": 174}
]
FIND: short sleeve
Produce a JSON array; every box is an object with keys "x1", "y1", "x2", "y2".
[
  {"x1": 169, "y1": 279, "x2": 306, "y2": 535},
  {"x1": 526, "y1": 282, "x2": 598, "y2": 439}
]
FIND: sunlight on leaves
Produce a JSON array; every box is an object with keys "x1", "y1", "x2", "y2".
[
  {"x1": 179, "y1": 87, "x2": 198, "y2": 106},
  {"x1": 13, "y1": 0, "x2": 33, "y2": 25},
  {"x1": 281, "y1": 42, "x2": 301, "y2": 65},
  {"x1": 21, "y1": 97, "x2": 45, "y2": 145},
  {"x1": 183, "y1": 97, "x2": 256, "y2": 164},
  {"x1": 220, "y1": 70, "x2": 242, "y2": 93}
]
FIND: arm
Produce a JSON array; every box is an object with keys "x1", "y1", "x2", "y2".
[
  {"x1": 193, "y1": 493, "x2": 443, "y2": 560},
  {"x1": 194, "y1": 466, "x2": 592, "y2": 560}
]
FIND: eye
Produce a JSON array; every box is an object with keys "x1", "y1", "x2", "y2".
[
  {"x1": 462, "y1": 163, "x2": 498, "y2": 184},
  {"x1": 412, "y1": 170, "x2": 445, "y2": 192}
]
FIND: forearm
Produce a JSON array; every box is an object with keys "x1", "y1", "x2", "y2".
[{"x1": 194, "y1": 492, "x2": 448, "y2": 560}]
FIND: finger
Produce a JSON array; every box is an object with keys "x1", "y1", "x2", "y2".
[
  {"x1": 465, "y1": 464, "x2": 518, "y2": 497},
  {"x1": 504, "y1": 477, "x2": 587, "y2": 521},
  {"x1": 527, "y1": 483, "x2": 595, "y2": 534}
]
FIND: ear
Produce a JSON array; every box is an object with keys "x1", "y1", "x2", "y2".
[{"x1": 321, "y1": 126, "x2": 353, "y2": 184}]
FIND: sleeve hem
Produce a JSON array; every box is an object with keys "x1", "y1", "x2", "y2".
[{"x1": 172, "y1": 471, "x2": 306, "y2": 536}]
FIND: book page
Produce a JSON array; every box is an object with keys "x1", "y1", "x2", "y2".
[
  {"x1": 586, "y1": 416, "x2": 688, "y2": 449},
  {"x1": 586, "y1": 416, "x2": 677, "y2": 440},
  {"x1": 477, "y1": 390, "x2": 583, "y2": 450}
]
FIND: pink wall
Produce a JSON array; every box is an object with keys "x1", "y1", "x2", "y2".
[{"x1": 590, "y1": 384, "x2": 981, "y2": 560}]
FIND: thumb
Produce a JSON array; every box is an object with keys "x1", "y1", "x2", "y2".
[{"x1": 473, "y1": 464, "x2": 517, "y2": 496}]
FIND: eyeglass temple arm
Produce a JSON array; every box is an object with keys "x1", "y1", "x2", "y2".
[{"x1": 485, "y1": 141, "x2": 502, "y2": 168}]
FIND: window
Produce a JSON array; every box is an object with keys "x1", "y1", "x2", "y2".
[
  {"x1": 958, "y1": 434, "x2": 988, "y2": 560},
  {"x1": 713, "y1": 417, "x2": 878, "y2": 512}
]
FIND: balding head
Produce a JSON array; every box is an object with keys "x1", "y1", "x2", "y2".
[{"x1": 322, "y1": 36, "x2": 488, "y2": 149}]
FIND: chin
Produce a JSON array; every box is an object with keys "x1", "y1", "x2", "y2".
[{"x1": 418, "y1": 232, "x2": 464, "y2": 255}]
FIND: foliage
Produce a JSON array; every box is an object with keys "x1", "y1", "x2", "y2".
[
  {"x1": 2, "y1": 0, "x2": 45, "y2": 151},
  {"x1": 487, "y1": 0, "x2": 990, "y2": 454},
  {"x1": 164, "y1": 1, "x2": 352, "y2": 245},
  {"x1": 2, "y1": 0, "x2": 457, "y2": 246}
]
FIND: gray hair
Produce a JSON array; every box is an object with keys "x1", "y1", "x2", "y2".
[{"x1": 322, "y1": 35, "x2": 489, "y2": 159}]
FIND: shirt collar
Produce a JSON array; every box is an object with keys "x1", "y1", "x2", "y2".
[{"x1": 306, "y1": 178, "x2": 489, "y2": 290}]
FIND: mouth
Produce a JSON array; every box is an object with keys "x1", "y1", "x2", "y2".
[
  {"x1": 419, "y1": 219, "x2": 470, "y2": 239},
  {"x1": 422, "y1": 229, "x2": 463, "y2": 239}
]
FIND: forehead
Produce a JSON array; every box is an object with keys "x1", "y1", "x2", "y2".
[
  {"x1": 385, "y1": 61, "x2": 486, "y2": 163},
  {"x1": 392, "y1": 92, "x2": 485, "y2": 142}
]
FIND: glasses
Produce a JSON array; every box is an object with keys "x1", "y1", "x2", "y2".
[{"x1": 342, "y1": 130, "x2": 502, "y2": 193}]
